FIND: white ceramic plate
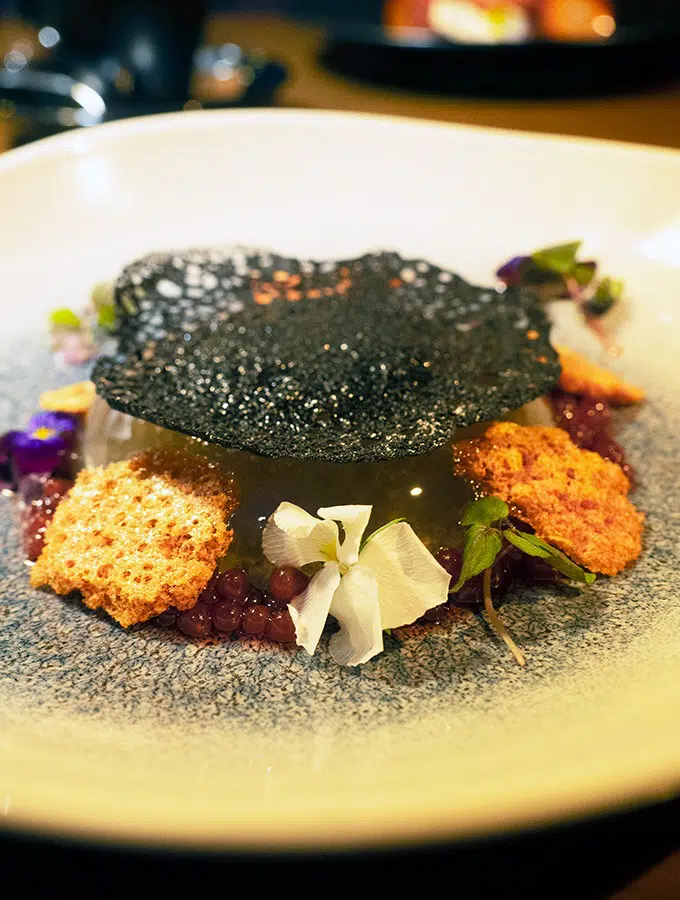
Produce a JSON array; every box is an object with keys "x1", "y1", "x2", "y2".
[{"x1": 1, "y1": 110, "x2": 679, "y2": 850}]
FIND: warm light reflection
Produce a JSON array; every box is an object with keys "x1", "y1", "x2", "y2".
[
  {"x1": 410, "y1": 486, "x2": 423, "y2": 496},
  {"x1": 212, "y1": 59, "x2": 235, "y2": 81},
  {"x1": 592, "y1": 14, "x2": 615, "y2": 37}
]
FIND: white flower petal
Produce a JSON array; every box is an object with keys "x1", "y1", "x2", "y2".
[
  {"x1": 317, "y1": 505, "x2": 372, "y2": 567},
  {"x1": 288, "y1": 562, "x2": 341, "y2": 656},
  {"x1": 328, "y1": 564, "x2": 383, "y2": 666},
  {"x1": 262, "y1": 502, "x2": 339, "y2": 567},
  {"x1": 358, "y1": 522, "x2": 450, "y2": 629}
]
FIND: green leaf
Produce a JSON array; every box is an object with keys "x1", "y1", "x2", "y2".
[
  {"x1": 90, "y1": 281, "x2": 114, "y2": 313},
  {"x1": 49, "y1": 308, "x2": 82, "y2": 330},
  {"x1": 573, "y1": 261, "x2": 597, "y2": 288},
  {"x1": 460, "y1": 497, "x2": 509, "y2": 528},
  {"x1": 504, "y1": 529, "x2": 552, "y2": 559},
  {"x1": 601, "y1": 277, "x2": 624, "y2": 301},
  {"x1": 503, "y1": 529, "x2": 595, "y2": 585},
  {"x1": 451, "y1": 525, "x2": 502, "y2": 593},
  {"x1": 97, "y1": 303, "x2": 117, "y2": 331},
  {"x1": 587, "y1": 277, "x2": 624, "y2": 317},
  {"x1": 531, "y1": 241, "x2": 582, "y2": 277},
  {"x1": 361, "y1": 517, "x2": 406, "y2": 551}
]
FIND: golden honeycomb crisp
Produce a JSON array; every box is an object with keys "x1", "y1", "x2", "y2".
[
  {"x1": 454, "y1": 422, "x2": 643, "y2": 576},
  {"x1": 31, "y1": 448, "x2": 237, "y2": 626},
  {"x1": 556, "y1": 346, "x2": 645, "y2": 405}
]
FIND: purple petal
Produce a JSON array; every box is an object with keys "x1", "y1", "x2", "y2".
[
  {"x1": 10, "y1": 431, "x2": 68, "y2": 476},
  {"x1": 496, "y1": 256, "x2": 530, "y2": 287},
  {"x1": 27, "y1": 411, "x2": 79, "y2": 434}
]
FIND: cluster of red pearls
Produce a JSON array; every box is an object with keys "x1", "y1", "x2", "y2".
[{"x1": 156, "y1": 565, "x2": 309, "y2": 644}]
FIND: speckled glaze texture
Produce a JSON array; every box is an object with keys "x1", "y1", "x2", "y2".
[{"x1": 93, "y1": 249, "x2": 559, "y2": 462}]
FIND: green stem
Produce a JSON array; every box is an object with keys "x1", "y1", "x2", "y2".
[{"x1": 483, "y1": 568, "x2": 526, "y2": 668}]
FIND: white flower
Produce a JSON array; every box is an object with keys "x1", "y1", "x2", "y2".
[{"x1": 262, "y1": 503, "x2": 451, "y2": 666}]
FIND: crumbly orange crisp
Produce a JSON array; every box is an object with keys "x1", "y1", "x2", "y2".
[
  {"x1": 556, "y1": 346, "x2": 644, "y2": 405},
  {"x1": 453, "y1": 422, "x2": 643, "y2": 576},
  {"x1": 39, "y1": 381, "x2": 96, "y2": 415},
  {"x1": 31, "y1": 448, "x2": 237, "y2": 627}
]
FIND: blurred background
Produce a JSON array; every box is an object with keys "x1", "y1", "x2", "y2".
[
  {"x1": 1, "y1": 2, "x2": 680, "y2": 898},
  {"x1": 0, "y1": 0, "x2": 679, "y2": 148}
]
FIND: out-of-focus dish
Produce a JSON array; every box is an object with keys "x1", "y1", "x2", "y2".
[{"x1": 297, "y1": 0, "x2": 680, "y2": 95}]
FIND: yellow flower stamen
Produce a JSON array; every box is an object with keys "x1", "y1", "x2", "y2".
[{"x1": 31, "y1": 427, "x2": 57, "y2": 441}]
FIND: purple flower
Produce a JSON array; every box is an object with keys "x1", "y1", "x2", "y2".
[
  {"x1": 6, "y1": 411, "x2": 78, "y2": 478},
  {"x1": 496, "y1": 256, "x2": 530, "y2": 287},
  {"x1": 27, "y1": 411, "x2": 79, "y2": 435}
]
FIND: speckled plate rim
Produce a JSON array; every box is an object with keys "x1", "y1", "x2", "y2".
[{"x1": 1, "y1": 109, "x2": 680, "y2": 851}]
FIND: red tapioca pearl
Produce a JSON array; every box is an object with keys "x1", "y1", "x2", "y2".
[
  {"x1": 212, "y1": 598, "x2": 244, "y2": 634},
  {"x1": 156, "y1": 606, "x2": 179, "y2": 627},
  {"x1": 23, "y1": 507, "x2": 53, "y2": 561},
  {"x1": 266, "y1": 608, "x2": 296, "y2": 643},
  {"x1": 177, "y1": 600, "x2": 213, "y2": 638},
  {"x1": 268, "y1": 566, "x2": 309, "y2": 604},
  {"x1": 216, "y1": 566, "x2": 250, "y2": 603},
  {"x1": 241, "y1": 604, "x2": 270, "y2": 636}
]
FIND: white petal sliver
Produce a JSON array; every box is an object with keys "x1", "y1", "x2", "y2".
[
  {"x1": 262, "y1": 502, "x2": 339, "y2": 567},
  {"x1": 317, "y1": 505, "x2": 372, "y2": 567},
  {"x1": 328, "y1": 564, "x2": 383, "y2": 666},
  {"x1": 288, "y1": 562, "x2": 341, "y2": 656},
  {"x1": 358, "y1": 522, "x2": 450, "y2": 629}
]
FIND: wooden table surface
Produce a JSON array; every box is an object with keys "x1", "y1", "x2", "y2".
[
  {"x1": 1, "y1": 12, "x2": 679, "y2": 898},
  {"x1": 206, "y1": 14, "x2": 680, "y2": 150}
]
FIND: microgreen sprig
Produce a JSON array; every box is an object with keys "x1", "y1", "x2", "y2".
[
  {"x1": 496, "y1": 241, "x2": 623, "y2": 354},
  {"x1": 48, "y1": 282, "x2": 118, "y2": 366},
  {"x1": 452, "y1": 496, "x2": 595, "y2": 667}
]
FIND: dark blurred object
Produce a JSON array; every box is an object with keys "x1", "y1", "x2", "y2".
[
  {"x1": 0, "y1": 2, "x2": 286, "y2": 147},
  {"x1": 291, "y1": 0, "x2": 680, "y2": 97},
  {"x1": 193, "y1": 43, "x2": 285, "y2": 109},
  {"x1": 21, "y1": 0, "x2": 206, "y2": 101},
  {"x1": 3, "y1": 790, "x2": 680, "y2": 898}
]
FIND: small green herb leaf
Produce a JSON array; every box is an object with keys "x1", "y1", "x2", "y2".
[
  {"x1": 90, "y1": 281, "x2": 115, "y2": 313},
  {"x1": 587, "y1": 277, "x2": 624, "y2": 317},
  {"x1": 451, "y1": 525, "x2": 502, "y2": 593},
  {"x1": 573, "y1": 260, "x2": 597, "y2": 288},
  {"x1": 49, "y1": 308, "x2": 82, "y2": 330},
  {"x1": 504, "y1": 530, "x2": 552, "y2": 559},
  {"x1": 503, "y1": 529, "x2": 595, "y2": 584},
  {"x1": 460, "y1": 496, "x2": 509, "y2": 528},
  {"x1": 531, "y1": 241, "x2": 582, "y2": 276},
  {"x1": 97, "y1": 303, "x2": 117, "y2": 331}
]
